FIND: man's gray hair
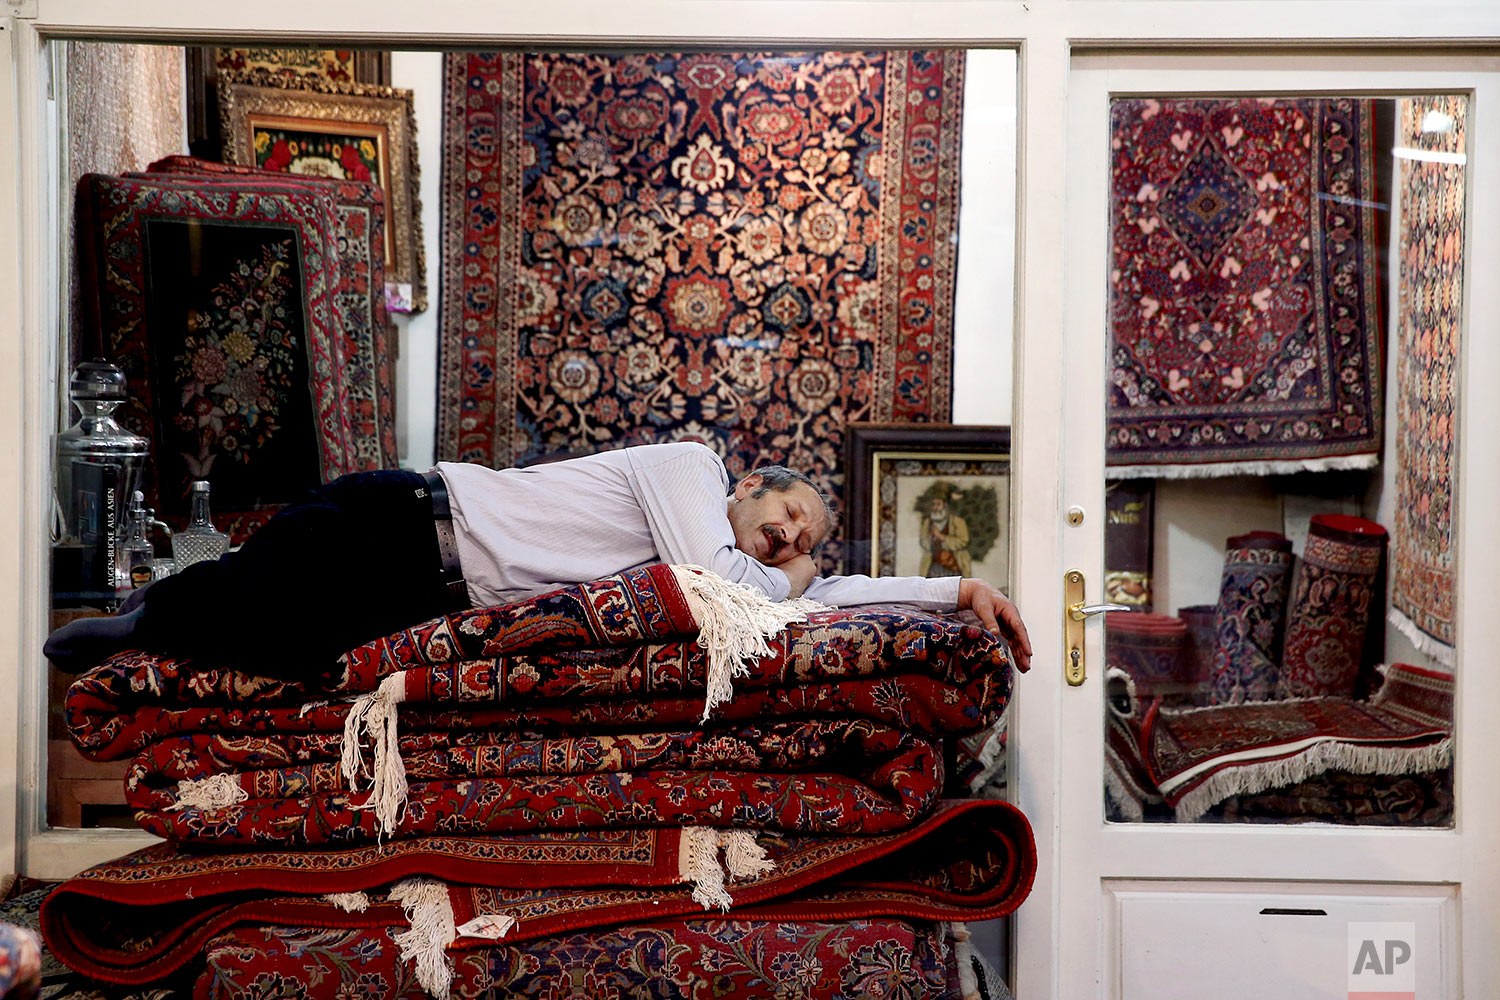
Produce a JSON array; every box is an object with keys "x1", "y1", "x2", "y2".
[{"x1": 731, "y1": 464, "x2": 839, "y2": 544}]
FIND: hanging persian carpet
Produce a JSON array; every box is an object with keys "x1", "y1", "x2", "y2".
[
  {"x1": 1388, "y1": 96, "x2": 1465, "y2": 666},
  {"x1": 435, "y1": 51, "x2": 963, "y2": 499},
  {"x1": 1107, "y1": 98, "x2": 1383, "y2": 478}
]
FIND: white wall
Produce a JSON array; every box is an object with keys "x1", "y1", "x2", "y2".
[
  {"x1": 389, "y1": 51, "x2": 444, "y2": 471},
  {"x1": 952, "y1": 49, "x2": 1016, "y2": 426},
  {"x1": 389, "y1": 48, "x2": 1016, "y2": 472}
]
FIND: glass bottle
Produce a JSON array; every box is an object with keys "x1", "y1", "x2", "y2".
[
  {"x1": 121, "y1": 490, "x2": 155, "y2": 591},
  {"x1": 171, "y1": 480, "x2": 230, "y2": 569}
]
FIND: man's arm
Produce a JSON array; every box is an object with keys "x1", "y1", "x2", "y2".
[
  {"x1": 802, "y1": 569, "x2": 1032, "y2": 671},
  {"x1": 801, "y1": 570, "x2": 960, "y2": 609}
]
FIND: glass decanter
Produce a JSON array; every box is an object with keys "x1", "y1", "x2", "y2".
[{"x1": 171, "y1": 480, "x2": 230, "y2": 569}]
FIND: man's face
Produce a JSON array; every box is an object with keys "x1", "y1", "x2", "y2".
[{"x1": 727, "y1": 476, "x2": 829, "y2": 567}]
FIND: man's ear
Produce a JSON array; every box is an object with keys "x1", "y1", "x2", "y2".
[{"x1": 735, "y1": 473, "x2": 763, "y2": 499}]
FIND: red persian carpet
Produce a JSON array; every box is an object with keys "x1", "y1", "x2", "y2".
[
  {"x1": 1107, "y1": 98, "x2": 1384, "y2": 478},
  {"x1": 1106, "y1": 662, "x2": 1451, "y2": 821},
  {"x1": 194, "y1": 918, "x2": 976, "y2": 1000},
  {"x1": 1278, "y1": 514, "x2": 1386, "y2": 699},
  {"x1": 434, "y1": 50, "x2": 964, "y2": 505},
  {"x1": 41, "y1": 799, "x2": 1033, "y2": 986}
]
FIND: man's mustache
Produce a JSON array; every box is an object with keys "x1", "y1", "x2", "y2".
[{"x1": 762, "y1": 524, "x2": 787, "y2": 558}]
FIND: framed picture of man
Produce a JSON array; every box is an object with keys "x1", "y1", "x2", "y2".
[{"x1": 843, "y1": 424, "x2": 1012, "y2": 586}]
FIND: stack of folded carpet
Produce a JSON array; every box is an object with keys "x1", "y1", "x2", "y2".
[{"x1": 44, "y1": 564, "x2": 1034, "y2": 998}]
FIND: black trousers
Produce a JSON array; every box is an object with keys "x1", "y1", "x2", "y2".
[{"x1": 135, "y1": 470, "x2": 457, "y2": 679}]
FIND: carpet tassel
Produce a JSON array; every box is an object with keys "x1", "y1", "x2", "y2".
[
  {"x1": 166, "y1": 773, "x2": 247, "y2": 813},
  {"x1": 678, "y1": 827, "x2": 775, "y2": 912},
  {"x1": 669, "y1": 565, "x2": 828, "y2": 722},
  {"x1": 341, "y1": 671, "x2": 409, "y2": 838},
  {"x1": 390, "y1": 877, "x2": 455, "y2": 999},
  {"x1": 323, "y1": 891, "x2": 370, "y2": 913}
]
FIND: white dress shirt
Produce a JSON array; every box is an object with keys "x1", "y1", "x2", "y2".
[{"x1": 435, "y1": 442, "x2": 962, "y2": 611}]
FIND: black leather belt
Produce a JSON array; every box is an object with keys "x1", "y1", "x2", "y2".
[{"x1": 422, "y1": 470, "x2": 469, "y2": 609}]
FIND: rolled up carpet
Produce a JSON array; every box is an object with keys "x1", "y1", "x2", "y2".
[
  {"x1": 1279, "y1": 514, "x2": 1387, "y2": 698},
  {"x1": 1211, "y1": 532, "x2": 1294, "y2": 704},
  {"x1": 1177, "y1": 604, "x2": 1217, "y2": 706},
  {"x1": 1104, "y1": 611, "x2": 1191, "y2": 703}
]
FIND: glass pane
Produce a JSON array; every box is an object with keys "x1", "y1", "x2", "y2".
[
  {"x1": 47, "y1": 43, "x2": 1019, "y2": 840},
  {"x1": 1101, "y1": 95, "x2": 1463, "y2": 826}
]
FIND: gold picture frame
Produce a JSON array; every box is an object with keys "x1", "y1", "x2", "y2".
[{"x1": 218, "y1": 69, "x2": 426, "y2": 312}]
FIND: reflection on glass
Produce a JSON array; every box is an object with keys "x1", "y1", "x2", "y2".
[{"x1": 1102, "y1": 95, "x2": 1463, "y2": 827}]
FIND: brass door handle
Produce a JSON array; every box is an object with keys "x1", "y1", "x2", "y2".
[{"x1": 1063, "y1": 570, "x2": 1127, "y2": 686}]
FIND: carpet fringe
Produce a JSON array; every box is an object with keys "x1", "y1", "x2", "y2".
[
  {"x1": 1103, "y1": 763, "x2": 1147, "y2": 823},
  {"x1": 341, "y1": 671, "x2": 409, "y2": 838},
  {"x1": 678, "y1": 827, "x2": 775, "y2": 912},
  {"x1": 166, "y1": 773, "x2": 247, "y2": 813},
  {"x1": 323, "y1": 891, "x2": 370, "y2": 912},
  {"x1": 390, "y1": 877, "x2": 455, "y2": 999},
  {"x1": 1172, "y1": 737, "x2": 1453, "y2": 822},
  {"x1": 721, "y1": 828, "x2": 776, "y2": 879},
  {"x1": 679, "y1": 826, "x2": 733, "y2": 911},
  {"x1": 1106, "y1": 453, "x2": 1379, "y2": 480},
  {"x1": 1388, "y1": 608, "x2": 1456, "y2": 667},
  {"x1": 669, "y1": 565, "x2": 829, "y2": 722},
  {"x1": 962, "y1": 716, "x2": 1009, "y2": 792},
  {"x1": 948, "y1": 922, "x2": 981, "y2": 1000}
]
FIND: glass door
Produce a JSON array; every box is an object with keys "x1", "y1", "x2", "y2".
[{"x1": 1055, "y1": 51, "x2": 1500, "y2": 1000}]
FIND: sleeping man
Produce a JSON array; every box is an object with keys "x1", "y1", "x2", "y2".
[{"x1": 46, "y1": 442, "x2": 1031, "y2": 678}]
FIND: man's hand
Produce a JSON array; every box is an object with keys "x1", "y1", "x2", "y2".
[
  {"x1": 781, "y1": 553, "x2": 818, "y2": 598},
  {"x1": 958, "y1": 578, "x2": 1033, "y2": 672}
]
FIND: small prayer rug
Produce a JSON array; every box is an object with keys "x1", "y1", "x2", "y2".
[
  {"x1": 141, "y1": 156, "x2": 399, "y2": 473},
  {"x1": 1120, "y1": 662, "x2": 1451, "y2": 821},
  {"x1": 1107, "y1": 98, "x2": 1384, "y2": 477},
  {"x1": 1278, "y1": 514, "x2": 1386, "y2": 698},
  {"x1": 75, "y1": 172, "x2": 378, "y2": 542},
  {"x1": 1389, "y1": 96, "x2": 1466, "y2": 665},
  {"x1": 435, "y1": 51, "x2": 963, "y2": 508},
  {"x1": 1210, "y1": 531, "x2": 1293, "y2": 704}
]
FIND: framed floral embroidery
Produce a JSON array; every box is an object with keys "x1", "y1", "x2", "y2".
[
  {"x1": 75, "y1": 172, "x2": 359, "y2": 542},
  {"x1": 844, "y1": 423, "x2": 1011, "y2": 586},
  {"x1": 219, "y1": 69, "x2": 426, "y2": 312}
]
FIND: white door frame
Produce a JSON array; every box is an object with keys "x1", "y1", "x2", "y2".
[{"x1": 1058, "y1": 51, "x2": 1500, "y2": 998}]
